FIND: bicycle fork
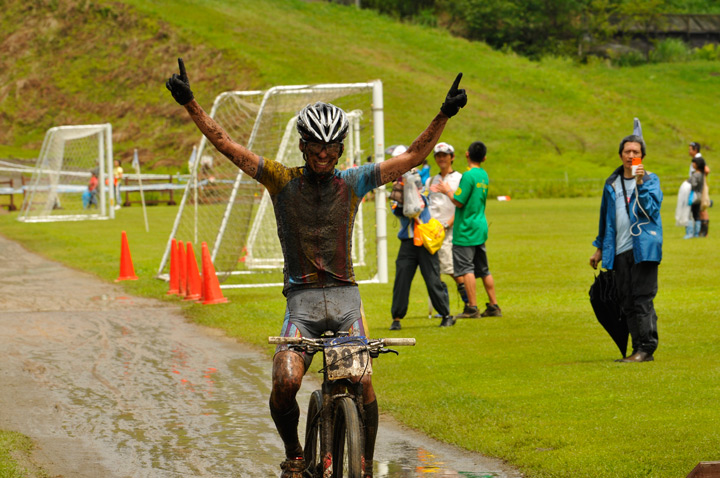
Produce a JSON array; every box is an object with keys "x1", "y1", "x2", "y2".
[{"x1": 319, "y1": 379, "x2": 365, "y2": 477}]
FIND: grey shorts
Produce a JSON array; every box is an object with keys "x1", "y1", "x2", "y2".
[
  {"x1": 453, "y1": 244, "x2": 490, "y2": 278},
  {"x1": 275, "y1": 286, "x2": 368, "y2": 368}
]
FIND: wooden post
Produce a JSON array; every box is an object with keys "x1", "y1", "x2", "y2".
[{"x1": 687, "y1": 462, "x2": 720, "y2": 478}]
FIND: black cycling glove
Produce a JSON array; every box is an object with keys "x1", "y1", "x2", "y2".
[
  {"x1": 440, "y1": 72, "x2": 467, "y2": 118},
  {"x1": 166, "y1": 58, "x2": 194, "y2": 106}
]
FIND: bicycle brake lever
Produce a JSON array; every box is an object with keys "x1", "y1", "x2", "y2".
[{"x1": 289, "y1": 344, "x2": 316, "y2": 354}]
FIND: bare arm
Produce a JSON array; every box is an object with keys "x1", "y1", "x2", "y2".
[
  {"x1": 447, "y1": 194, "x2": 463, "y2": 208},
  {"x1": 378, "y1": 73, "x2": 467, "y2": 185},
  {"x1": 379, "y1": 113, "x2": 448, "y2": 184},
  {"x1": 166, "y1": 58, "x2": 260, "y2": 177},
  {"x1": 183, "y1": 100, "x2": 261, "y2": 177}
]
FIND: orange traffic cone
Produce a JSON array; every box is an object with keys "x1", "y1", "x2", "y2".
[
  {"x1": 167, "y1": 238, "x2": 180, "y2": 295},
  {"x1": 201, "y1": 242, "x2": 228, "y2": 305},
  {"x1": 116, "y1": 231, "x2": 138, "y2": 281},
  {"x1": 177, "y1": 241, "x2": 187, "y2": 297},
  {"x1": 184, "y1": 242, "x2": 202, "y2": 301}
]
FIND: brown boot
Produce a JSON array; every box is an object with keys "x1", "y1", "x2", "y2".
[
  {"x1": 480, "y1": 303, "x2": 502, "y2": 317},
  {"x1": 455, "y1": 305, "x2": 480, "y2": 318},
  {"x1": 699, "y1": 220, "x2": 709, "y2": 237},
  {"x1": 619, "y1": 351, "x2": 654, "y2": 362}
]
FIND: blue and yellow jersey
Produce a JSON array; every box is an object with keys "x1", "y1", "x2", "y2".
[{"x1": 254, "y1": 157, "x2": 382, "y2": 295}]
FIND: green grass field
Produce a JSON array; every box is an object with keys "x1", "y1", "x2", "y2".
[{"x1": 1, "y1": 192, "x2": 718, "y2": 477}]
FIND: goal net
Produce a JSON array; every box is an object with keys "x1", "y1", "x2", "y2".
[
  {"x1": 18, "y1": 124, "x2": 115, "y2": 222},
  {"x1": 158, "y1": 82, "x2": 388, "y2": 288}
]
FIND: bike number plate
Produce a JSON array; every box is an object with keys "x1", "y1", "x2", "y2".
[{"x1": 326, "y1": 345, "x2": 372, "y2": 380}]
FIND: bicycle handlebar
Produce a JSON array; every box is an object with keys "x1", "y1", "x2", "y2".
[
  {"x1": 268, "y1": 337, "x2": 303, "y2": 345},
  {"x1": 268, "y1": 336, "x2": 416, "y2": 347},
  {"x1": 380, "y1": 338, "x2": 416, "y2": 346}
]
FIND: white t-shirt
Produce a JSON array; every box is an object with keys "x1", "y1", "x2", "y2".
[{"x1": 425, "y1": 171, "x2": 462, "y2": 231}]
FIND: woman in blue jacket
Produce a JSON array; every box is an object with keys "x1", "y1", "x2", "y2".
[{"x1": 589, "y1": 134, "x2": 663, "y2": 363}]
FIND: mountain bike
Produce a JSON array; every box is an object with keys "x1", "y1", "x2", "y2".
[{"x1": 269, "y1": 332, "x2": 415, "y2": 477}]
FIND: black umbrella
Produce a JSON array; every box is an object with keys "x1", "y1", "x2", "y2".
[{"x1": 589, "y1": 269, "x2": 628, "y2": 358}]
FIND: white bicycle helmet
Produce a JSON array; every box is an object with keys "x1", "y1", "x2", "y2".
[{"x1": 296, "y1": 102, "x2": 349, "y2": 143}]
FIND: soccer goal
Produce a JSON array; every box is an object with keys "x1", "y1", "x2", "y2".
[
  {"x1": 157, "y1": 82, "x2": 389, "y2": 287},
  {"x1": 18, "y1": 124, "x2": 115, "y2": 222}
]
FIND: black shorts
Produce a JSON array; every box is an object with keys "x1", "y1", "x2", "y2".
[{"x1": 452, "y1": 244, "x2": 490, "y2": 278}]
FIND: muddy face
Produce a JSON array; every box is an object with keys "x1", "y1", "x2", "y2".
[{"x1": 300, "y1": 140, "x2": 342, "y2": 175}]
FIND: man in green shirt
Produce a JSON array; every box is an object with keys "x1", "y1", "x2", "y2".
[{"x1": 434, "y1": 141, "x2": 501, "y2": 318}]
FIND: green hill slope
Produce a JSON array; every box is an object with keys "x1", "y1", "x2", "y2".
[{"x1": 2, "y1": 0, "x2": 719, "y2": 196}]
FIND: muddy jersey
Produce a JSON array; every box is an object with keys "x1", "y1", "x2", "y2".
[{"x1": 254, "y1": 157, "x2": 382, "y2": 295}]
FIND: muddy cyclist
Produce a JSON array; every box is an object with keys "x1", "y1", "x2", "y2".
[{"x1": 166, "y1": 58, "x2": 467, "y2": 478}]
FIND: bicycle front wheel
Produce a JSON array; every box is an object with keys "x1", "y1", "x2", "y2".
[
  {"x1": 332, "y1": 397, "x2": 363, "y2": 478},
  {"x1": 304, "y1": 390, "x2": 323, "y2": 477}
]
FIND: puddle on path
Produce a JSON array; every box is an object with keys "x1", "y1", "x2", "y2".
[{"x1": 0, "y1": 235, "x2": 519, "y2": 478}]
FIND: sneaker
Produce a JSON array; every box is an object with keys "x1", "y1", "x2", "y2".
[
  {"x1": 454, "y1": 305, "x2": 480, "y2": 319},
  {"x1": 480, "y1": 303, "x2": 502, "y2": 317},
  {"x1": 439, "y1": 315, "x2": 456, "y2": 327},
  {"x1": 389, "y1": 320, "x2": 402, "y2": 331},
  {"x1": 280, "y1": 458, "x2": 306, "y2": 478}
]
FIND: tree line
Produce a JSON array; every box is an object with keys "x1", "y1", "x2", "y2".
[{"x1": 352, "y1": 0, "x2": 720, "y2": 59}]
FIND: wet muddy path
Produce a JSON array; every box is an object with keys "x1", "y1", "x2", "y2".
[{"x1": 0, "y1": 235, "x2": 520, "y2": 478}]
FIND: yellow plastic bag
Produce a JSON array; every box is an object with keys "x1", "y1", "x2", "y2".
[{"x1": 414, "y1": 218, "x2": 445, "y2": 255}]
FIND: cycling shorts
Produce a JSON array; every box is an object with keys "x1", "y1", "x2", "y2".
[{"x1": 275, "y1": 285, "x2": 369, "y2": 369}]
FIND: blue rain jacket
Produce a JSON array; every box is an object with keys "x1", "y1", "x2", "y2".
[{"x1": 592, "y1": 166, "x2": 663, "y2": 270}]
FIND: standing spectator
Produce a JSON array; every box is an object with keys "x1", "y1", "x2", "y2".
[
  {"x1": 688, "y1": 142, "x2": 711, "y2": 236},
  {"x1": 113, "y1": 159, "x2": 123, "y2": 209},
  {"x1": 83, "y1": 169, "x2": 99, "y2": 209},
  {"x1": 687, "y1": 157, "x2": 706, "y2": 238},
  {"x1": 418, "y1": 158, "x2": 431, "y2": 185},
  {"x1": 434, "y1": 141, "x2": 501, "y2": 318},
  {"x1": 688, "y1": 142, "x2": 712, "y2": 237},
  {"x1": 426, "y1": 142, "x2": 469, "y2": 309},
  {"x1": 389, "y1": 146, "x2": 453, "y2": 330},
  {"x1": 589, "y1": 132, "x2": 663, "y2": 363},
  {"x1": 688, "y1": 142, "x2": 704, "y2": 176}
]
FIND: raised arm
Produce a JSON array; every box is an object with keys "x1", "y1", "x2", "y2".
[
  {"x1": 379, "y1": 73, "x2": 467, "y2": 185},
  {"x1": 166, "y1": 58, "x2": 261, "y2": 177}
]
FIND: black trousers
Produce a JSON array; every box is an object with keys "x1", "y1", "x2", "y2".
[
  {"x1": 691, "y1": 200, "x2": 701, "y2": 221},
  {"x1": 391, "y1": 239, "x2": 450, "y2": 319},
  {"x1": 613, "y1": 250, "x2": 659, "y2": 355}
]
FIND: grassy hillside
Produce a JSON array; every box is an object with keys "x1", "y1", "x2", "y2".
[{"x1": 1, "y1": 0, "x2": 719, "y2": 193}]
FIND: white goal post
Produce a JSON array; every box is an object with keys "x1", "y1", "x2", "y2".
[
  {"x1": 157, "y1": 82, "x2": 388, "y2": 287},
  {"x1": 18, "y1": 124, "x2": 116, "y2": 222}
]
